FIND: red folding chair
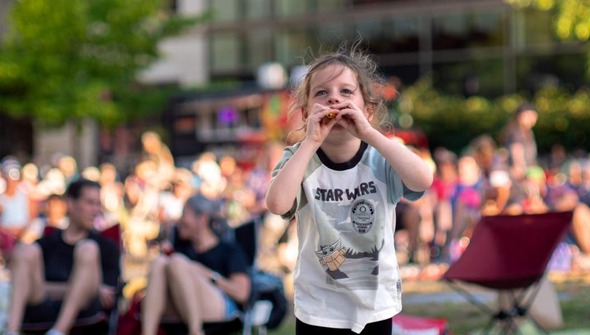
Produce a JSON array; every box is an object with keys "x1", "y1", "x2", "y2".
[{"x1": 442, "y1": 211, "x2": 573, "y2": 334}]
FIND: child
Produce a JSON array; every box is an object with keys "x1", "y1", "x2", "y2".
[{"x1": 265, "y1": 44, "x2": 433, "y2": 334}]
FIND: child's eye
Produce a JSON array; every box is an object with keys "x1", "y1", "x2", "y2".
[
  {"x1": 314, "y1": 90, "x2": 327, "y2": 97},
  {"x1": 341, "y1": 88, "x2": 353, "y2": 95}
]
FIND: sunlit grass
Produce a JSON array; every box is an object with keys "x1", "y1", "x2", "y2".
[{"x1": 268, "y1": 276, "x2": 590, "y2": 335}]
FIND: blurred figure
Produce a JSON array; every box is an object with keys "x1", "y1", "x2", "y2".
[
  {"x1": 141, "y1": 194, "x2": 250, "y2": 335},
  {"x1": 26, "y1": 194, "x2": 69, "y2": 243},
  {"x1": 140, "y1": 131, "x2": 175, "y2": 189},
  {"x1": 81, "y1": 166, "x2": 101, "y2": 182},
  {"x1": 5, "y1": 179, "x2": 120, "y2": 335},
  {"x1": 545, "y1": 144, "x2": 568, "y2": 178},
  {"x1": 123, "y1": 161, "x2": 161, "y2": 258},
  {"x1": 430, "y1": 148, "x2": 458, "y2": 261},
  {"x1": 520, "y1": 166, "x2": 550, "y2": 214},
  {"x1": 21, "y1": 163, "x2": 41, "y2": 201},
  {"x1": 545, "y1": 166, "x2": 590, "y2": 257},
  {"x1": 219, "y1": 155, "x2": 237, "y2": 181},
  {"x1": 501, "y1": 102, "x2": 538, "y2": 181},
  {"x1": 468, "y1": 135, "x2": 512, "y2": 215},
  {"x1": 249, "y1": 141, "x2": 291, "y2": 273},
  {"x1": 395, "y1": 147, "x2": 436, "y2": 265},
  {"x1": 99, "y1": 163, "x2": 125, "y2": 228},
  {"x1": 448, "y1": 154, "x2": 483, "y2": 261},
  {"x1": 222, "y1": 164, "x2": 257, "y2": 228},
  {"x1": 57, "y1": 155, "x2": 79, "y2": 185},
  {"x1": 576, "y1": 160, "x2": 590, "y2": 207},
  {"x1": 0, "y1": 157, "x2": 35, "y2": 247},
  {"x1": 191, "y1": 152, "x2": 225, "y2": 199},
  {"x1": 36, "y1": 168, "x2": 67, "y2": 199},
  {"x1": 564, "y1": 159, "x2": 584, "y2": 195},
  {"x1": 158, "y1": 168, "x2": 195, "y2": 242}
]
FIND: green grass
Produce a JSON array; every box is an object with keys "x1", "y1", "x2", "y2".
[
  {"x1": 268, "y1": 278, "x2": 590, "y2": 335},
  {"x1": 269, "y1": 317, "x2": 295, "y2": 335}
]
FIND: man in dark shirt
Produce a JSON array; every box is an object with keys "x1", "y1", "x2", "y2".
[{"x1": 6, "y1": 178, "x2": 120, "y2": 335}]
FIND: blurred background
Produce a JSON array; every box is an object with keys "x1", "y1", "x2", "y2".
[
  {"x1": 1, "y1": 0, "x2": 589, "y2": 172},
  {"x1": 2, "y1": 1, "x2": 590, "y2": 333}
]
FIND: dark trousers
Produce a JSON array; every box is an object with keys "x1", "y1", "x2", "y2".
[{"x1": 296, "y1": 317, "x2": 392, "y2": 335}]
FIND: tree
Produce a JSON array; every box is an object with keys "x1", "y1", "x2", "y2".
[
  {"x1": 0, "y1": 0, "x2": 204, "y2": 128},
  {"x1": 505, "y1": 0, "x2": 590, "y2": 77},
  {"x1": 401, "y1": 78, "x2": 590, "y2": 154}
]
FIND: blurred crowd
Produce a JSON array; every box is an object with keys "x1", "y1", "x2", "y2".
[
  {"x1": 2, "y1": 106, "x2": 590, "y2": 283},
  {"x1": 396, "y1": 104, "x2": 590, "y2": 279},
  {"x1": 0, "y1": 132, "x2": 291, "y2": 277}
]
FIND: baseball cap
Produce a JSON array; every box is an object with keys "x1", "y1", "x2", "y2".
[{"x1": 1, "y1": 156, "x2": 21, "y2": 181}]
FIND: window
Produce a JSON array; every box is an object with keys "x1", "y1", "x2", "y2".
[
  {"x1": 275, "y1": 30, "x2": 312, "y2": 68},
  {"x1": 316, "y1": 0, "x2": 349, "y2": 13},
  {"x1": 246, "y1": 30, "x2": 273, "y2": 69},
  {"x1": 210, "y1": 0, "x2": 240, "y2": 22},
  {"x1": 246, "y1": 0, "x2": 272, "y2": 20},
  {"x1": 317, "y1": 23, "x2": 348, "y2": 48},
  {"x1": 386, "y1": 17, "x2": 420, "y2": 53},
  {"x1": 470, "y1": 11, "x2": 505, "y2": 48},
  {"x1": 276, "y1": 0, "x2": 310, "y2": 17},
  {"x1": 211, "y1": 33, "x2": 241, "y2": 72},
  {"x1": 433, "y1": 13, "x2": 469, "y2": 50},
  {"x1": 355, "y1": 18, "x2": 384, "y2": 50}
]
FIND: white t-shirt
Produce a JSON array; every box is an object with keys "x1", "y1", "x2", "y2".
[
  {"x1": 272, "y1": 142, "x2": 423, "y2": 333},
  {"x1": 0, "y1": 187, "x2": 30, "y2": 229}
]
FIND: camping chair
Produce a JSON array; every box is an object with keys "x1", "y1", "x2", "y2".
[
  {"x1": 160, "y1": 217, "x2": 287, "y2": 335},
  {"x1": 442, "y1": 211, "x2": 573, "y2": 334},
  {"x1": 21, "y1": 224, "x2": 124, "y2": 335}
]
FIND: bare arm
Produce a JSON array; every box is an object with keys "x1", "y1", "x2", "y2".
[
  {"x1": 364, "y1": 129, "x2": 433, "y2": 192},
  {"x1": 209, "y1": 272, "x2": 251, "y2": 305},
  {"x1": 190, "y1": 261, "x2": 251, "y2": 305},
  {"x1": 266, "y1": 103, "x2": 340, "y2": 215},
  {"x1": 336, "y1": 102, "x2": 433, "y2": 192},
  {"x1": 265, "y1": 140, "x2": 319, "y2": 216}
]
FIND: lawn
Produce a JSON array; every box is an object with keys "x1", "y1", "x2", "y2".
[{"x1": 268, "y1": 273, "x2": 590, "y2": 335}]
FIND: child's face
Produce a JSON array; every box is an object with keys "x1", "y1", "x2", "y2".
[{"x1": 307, "y1": 64, "x2": 366, "y2": 114}]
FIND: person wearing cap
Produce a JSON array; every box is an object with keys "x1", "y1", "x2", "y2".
[
  {"x1": 0, "y1": 156, "x2": 35, "y2": 248},
  {"x1": 141, "y1": 194, "x2": 251, "y2": 335}
]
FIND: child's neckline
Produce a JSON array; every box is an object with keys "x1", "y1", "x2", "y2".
[{"x1": 316, "y1": 142, "x2": 368, "y2": 171}]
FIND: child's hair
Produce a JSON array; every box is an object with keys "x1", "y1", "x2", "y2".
[{"x1": 287, "y1": 41, "x2": 391, "y2": 143}]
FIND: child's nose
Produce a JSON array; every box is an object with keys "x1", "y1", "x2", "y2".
[{"x1": 327, "y1": 93, "x2": 340, "y2": 104}]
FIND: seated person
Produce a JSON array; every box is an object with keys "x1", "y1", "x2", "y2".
[
  {"x1": 141, "y1": 194, "x2": 251, "y2": 335},
  {"x1": 25, "y1": 194, "x2": 70, "y2": 244},
  {"x1": 5, "y1": 179, "x2": 120, "y2": 335}
]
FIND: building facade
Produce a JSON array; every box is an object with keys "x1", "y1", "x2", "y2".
[
  {"x1": 1, "y1": 0, "x2": 588, "y2": 166},
  {"x1": 160, "y1": 0, "x2": 589, "y2": 161},
  {"x1": 203, "y1": 0, "x2": 587, "y2": 97}
]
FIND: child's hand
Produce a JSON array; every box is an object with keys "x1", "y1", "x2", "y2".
[
  {"x1": 305, "y1": 103, "x2": 340, "y2": 144},
  {"x1": 330, "y1": 102, "x2": 374, "y2": 139}
]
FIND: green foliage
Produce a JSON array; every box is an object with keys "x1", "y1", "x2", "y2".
[
  {"x1": 0, "y1": 0, "x2": 203, "y2": 128},
  {"x1": 401, "y1": 78, "x2": 590, "y2": 154},
  {"x1": 505, "y1": 0, "x2": 590, "y2": 40},
  {"x1": 505, "y1": 0, "x2": 590, "y2": 77}
]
